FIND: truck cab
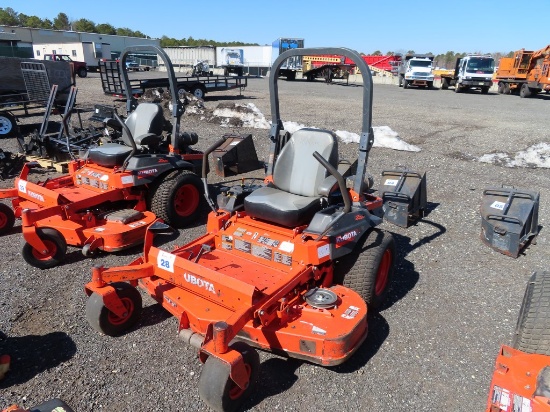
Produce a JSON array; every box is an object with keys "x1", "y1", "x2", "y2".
[
  {"x1": 453, "y1": 55, "x2": 494, "y2": 94},
  {"x1": 220, "y1": 48, "x2": 244, "y2": 76},
  {"x1": 399, "y1": 54, "x2": 434, "y2": 89},
  {"x1": 44, "y1": 54, "x2": 88, "y2": 78}
]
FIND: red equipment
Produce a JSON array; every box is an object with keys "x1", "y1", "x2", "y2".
[
  {"x1": 84, "y1": 47, "x2": 396, "y2": 412},
  {"x1": 0, "y1": 46, "x2": 204, "y2": 269},
  {"x1": 486, "y1": 271, "x2": 550, "y2": 411}
]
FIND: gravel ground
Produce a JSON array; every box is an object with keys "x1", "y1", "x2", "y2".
[{"x1": 0, "y1": 71, "x2": 549, "y2": 412}]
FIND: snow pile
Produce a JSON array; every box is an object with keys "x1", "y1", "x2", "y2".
[
  {"x1": 213, "y1": 103, "x2": 270, "y2": 129},
  {"x1": 336, "y1": 126, "x2": 421, "y2": 152},
  {"x1": 478, "y1": 143, "x2": 550, "y2": 168}
]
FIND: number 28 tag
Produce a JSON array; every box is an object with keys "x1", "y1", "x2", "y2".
[{"x1": 157, "y1": 250, "x2": 176, "y2": 273}]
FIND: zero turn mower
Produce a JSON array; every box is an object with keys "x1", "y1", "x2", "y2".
[
  {"x1": 0, "y1": 46, "x2": 204, "y2": 269},
  {"x1": 84, "y1": 47, "x2": 396, "y2": 412}
]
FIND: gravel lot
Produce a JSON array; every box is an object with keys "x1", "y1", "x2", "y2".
[{"x1": 0, "y1": 70, "x2": 549, "y2": 412}]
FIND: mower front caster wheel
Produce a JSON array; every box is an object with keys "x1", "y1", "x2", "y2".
[
  {"x1": 86, "y1": 282, "x2": 142, "y2": 337},
  {"x1": 0, "y1": 203, "x2": 15, "y2": 235},
  {"x1": 199, "y1": 342, "x2": 260, "y2": 412},
  {"x1": 22, "y1": 228, "x2": 67, "y2": 269}
]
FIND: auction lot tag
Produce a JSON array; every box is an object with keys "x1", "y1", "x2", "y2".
[
  {"x1": 384, "y1": 179, "x2": 398, "y2": 186},
  {"x1": 490, "y1": 201, "x2": 506, "y2": 210},
  {"x1": 157, "y1": 250, "x2": 176, "y2": 273}
]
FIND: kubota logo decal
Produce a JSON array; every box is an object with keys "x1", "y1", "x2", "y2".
[
  {"x1": 184, "y1": 273, "x2": 216, "y2": 295},
  {"x1": 138, "y1": 168, "x2": 158, "y2": 175},
  {"x1": 335, "y1": 230, "x2": 358, "y2": 248},
  {"x1": 27, "y1": 190, "x2": 45, "y2": 202}
]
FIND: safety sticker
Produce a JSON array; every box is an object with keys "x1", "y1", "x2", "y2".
[
  {"x1": 513, "y1": 393, "x2": 532, "y2": 412},
  {"x1": 317, "y1": 244, "x2": 330, "y2": 258},
  {"x1": 312, "y1": 326, "x2": 326, "y2": 335},
  {"x1": 94, "y1": 227, "x2": 105, "y2": 232},
  {"x1": 222, "y1": 235, "x2": 233, "y2": 243},
  {"x1": 342, "y1": 306, "x2": 359, "y2": 319},
  {"x1": 157, "y1": 250, "x2": 176, "y2": 273},
  {"x1": 490, "y1": 201, "x2": 506, "y2": 210},
  {"x1": 235, "y1": 239, "x2": 251, "y2": 253},
  {"x1": 384, "y1": 179, "x2": 398, "y2": 186},
  {"x1": 221, "y1": 242, "x2": 232, "y2": 250},
  {"x1": 491, "y1": 386, "x2": 510, "y2": 410},
  {"x1": 274, "y1": 252, "x2": 292, "y2": 266},
  {"x1": 18, "y1": 179, "x2": 27, "y2": 193},
  {"x1": 100, "y1": 175, "x2": 109, "y2": 181},
  {"x1": 121, "y1": 175, "x2": 134, "y2": 185},
  {"x1": 279, "y1": 241, "x2": 294, "y2": 253},
  {"x1": 128, "y1": 221, "x2": 147, "y2": 228},
  {"x1": 252, "y1": 244, "x2": 272, "y2": 261}
]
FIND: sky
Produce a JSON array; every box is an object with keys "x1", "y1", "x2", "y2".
[{"x1": 1, "y1": 0, "x2": 548, "y2": 55}]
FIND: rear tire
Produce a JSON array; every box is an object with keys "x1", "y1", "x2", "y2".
[
  {"x1": 497, "y1": 82, "x2": 505, "y2": 94},
  {"x1": 0, "y1": 203, "x2": 15, "y2": 235},
  {"x1": 192, "y1": 86, "x2": 205, "y2": 99},
  {"x1": 403, "y1": 80, "x2": 409, "y2": 89},
  {"x1": 481, "y1": 86, "x2": 489, "y2": 94},
  {"x1": 22, "y1": 228, "x2": 67, "y2": 269},
  {"x1": 454, "y1": 83, "x2": 461, "y2": 93},
  {"x1": 520, "y1": 83, "x2": 532, "y2": 98},
  {"x1": 199, "y1": 342, "x2": 260, "y2": 412},
  {"x1": 441, "y1": 78, "x2": 449, "y2": 90},
  {"x1": 149, "y1": 170, "x2": 203, "y2": 228},
  {"x1": 513, "y1": 271, "x2": 550, "y2": 355},
  {"x1": 77, "y1": 67, "x2": 87, "y2": 78},
  {"x1": 86, "y1": 282, "x2": 142, "y2": 337},
  {"x1": 334, "y1": 229, "x2": 395, "y2": 309}
]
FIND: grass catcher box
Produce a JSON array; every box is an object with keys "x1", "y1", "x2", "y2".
[
  {"x1": 480, "y1": 186, "x2": 540, "y2": 257},
  {"x1": 379, "y1": 170, "x2": 427, "y2": 227},
  {"x1": 212, "y1": 134, "x2": 260, "y2": 177}
]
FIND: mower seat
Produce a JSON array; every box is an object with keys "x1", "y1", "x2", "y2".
[
  {"x1": 244, "y1": 128, "x2": 338, "y2": 227},
  {"x1": 123, "y1": 103, "x2": 165, "y2": 148},
  {"x1": 88, "y1": 103, "x2": 165, "y2": 167},
  {"x1": 88, "y1": 143, "x2": 132, "y2": 168}
]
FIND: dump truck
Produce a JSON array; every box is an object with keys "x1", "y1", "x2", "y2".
[
  {"x1": 440, "y1": 55, "x2": 495, "y2": 94},
  {"x1": 397, "y1": 54, "x2": 434, "y2": 89},
  {"x1": 495, "y1": 45, "x2": 550, "y2": 98}
]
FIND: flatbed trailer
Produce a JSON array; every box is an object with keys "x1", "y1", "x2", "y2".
[
  {"x1": 99, "y1": 60, "x2": 247, "y2": 100},
  {"x1": 302, "y1": 64, "x2": 352, "y2": 83}
]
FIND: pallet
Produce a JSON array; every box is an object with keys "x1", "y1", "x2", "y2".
[{"x1": 24, "y1": 155, "x2": 69, "y2": 173}]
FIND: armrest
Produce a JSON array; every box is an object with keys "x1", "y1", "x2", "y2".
[
  {"x1": 135, "y1": 133, "x2": 161, "y2": 146},
  {"x1": 318, "y1": 175, "x2": 338, "y2": 197}
]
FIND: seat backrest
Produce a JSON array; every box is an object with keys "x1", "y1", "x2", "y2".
[
  {"x1": 273, "y1": 128, "x2": 338, "y2": 197},
  {"x1": 123, "y1": 103, "x2": 165, "y2": 142}
]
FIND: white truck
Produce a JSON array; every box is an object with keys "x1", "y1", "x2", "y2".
[
  {"x1": 440, "y1": 55, "x2": 495, "y2": 94},
  {"x1": 398, "y1": 54, "x2": 435, "y2": 89},
  {"x1": 218, "y1": 48, "x2": 244, "y2": 76}
]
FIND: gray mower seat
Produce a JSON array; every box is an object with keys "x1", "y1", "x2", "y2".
[
  {"x1": 244, "y1": 128, "x2": 338, "y2": 227},
  {"x1": 88, "y1": 103, "x2": 165, "y2": 167}
]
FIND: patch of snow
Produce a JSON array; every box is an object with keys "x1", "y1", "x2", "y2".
[
  {"x1": 336, "y1": 126, "x2": 421, "y2": 152},
  {"x1": 478, "y1": 143, "x2": 550, "y2": 168},
  {"x1": 213, "y1": 103, "x2": 270, "y2": 129}
]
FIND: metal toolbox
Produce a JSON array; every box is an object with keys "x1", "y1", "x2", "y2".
[
  {"x1": 379, "y1": 169, "x2": 427, "y2": 227},
  {"x1": 480, "y1": 186, "x2": 540, "y2": 257}
]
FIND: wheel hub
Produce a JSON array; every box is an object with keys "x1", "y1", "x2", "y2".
[{"x1": 304, "y1": 287, "x2": 338, "y2": 309}]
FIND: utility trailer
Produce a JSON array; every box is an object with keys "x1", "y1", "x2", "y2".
[
  {"x1": 302, "y1": 55, "x2": 352, "y2": 82},
  {"x1": 99, "y1": 60, "x2": 247, "y2": 100},
  {"x1": 0, "y1": 58, "x2": 74, "y2": 137}
]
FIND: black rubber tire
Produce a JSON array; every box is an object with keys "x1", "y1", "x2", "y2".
[
  {"x1": 398, "y1": 74, "x2": 403, "y2": 87},
  {"x1": 22, "y1": 228, "x2": 67, "y2": 269},
  {"x1": 504, "y1": 83, "x2": 511, "y2": 94},
  {"x1": 441, "y1": 78, "x2": 449, "y2": 90},
  {"x1": 0, "y1": 113, "x2": 17, "y2": 137},
  {"x1": 403, "y1": 79, "x2": 409, "y2": 89},
  {"x1": 149, "y1": 170, "x2": 203, "y2": 228},
  {"x1": 427, "y1": 81, "x2": 433, "y2": 89},
  {"x1": 77, "y1": 67, "x2": 87, "y2": 78},
  {"x1": 481, "y1": 86, "x2": 489, "y2": 94},
  {"x1": 0, "y1": 203, "x2": 15, "y2": 235},
  {"x1": 86, "y1": 282, "x2": 142, "y2": 337},
  {"x1": 192, "y1": 86, "x2": 205, "y2": 99},
  {"x1": 286, "y1": 71, "x2": 296, "y2": 81},
  {"x1": 334, "y1": 229, "x2": 395, "y2": 309},
  {"x1": 520, "y1": 83, "x2": 532, "y2": 98},
  {"x1": 497, "y1": 82, "x2": 505, "y2": 94},
  {"x1": 237, "y1": 68, "x2": 243, "y2": 77},
  {"x1": 199, "y1": 342, "x2": 260, "y2": 412},
  {"x1": 454, "y1": 83, "x2": 461, "y2": 93},
  {"x1": 512, "y1": 271, "x2": 550, "y2": 355}
]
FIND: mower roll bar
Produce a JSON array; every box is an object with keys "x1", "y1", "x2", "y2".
[
  {"x1": 119, "y1": 45, "x2": 183, "y2": 153},
  {"x1": 201, "y1": 135, "x2": 231, "y2": 212},
  {"x1": 269, "y1": 47, "x2": 374, "y2": 196}
]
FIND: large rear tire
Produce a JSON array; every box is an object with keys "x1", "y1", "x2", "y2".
[
  {"x1": 22, "y1": 228, "x2": 67, "y2": 269},
  {"x1": 512, "y1": 271, "x2": 550, "y2": 355},
  {"x1": 520, "y1": 83, "x2": 532, "y2": 98},
  {"x1": 199, "y1": 342, "x2": 260, "y2": 412},
  {"x1": 86, "y1": 282, "x2": 142, "y2": 337},
  {"x1": 403, "y1": 79, "x2": 409, "y2": 89},
  {"x1": 334, "y1": 229, "x2": 395, "y2": 309},
  {"x1": 149, "y1": 170, "x2": 203, "y2": 228}
]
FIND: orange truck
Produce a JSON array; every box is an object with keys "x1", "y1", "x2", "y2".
[{"x1": 495, "y1": 45, "x2": 550, "y2": 98}]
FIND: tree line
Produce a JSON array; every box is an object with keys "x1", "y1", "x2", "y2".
[{"x1": 0, "y1": 7, "x2": 257, "y2": 47}]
